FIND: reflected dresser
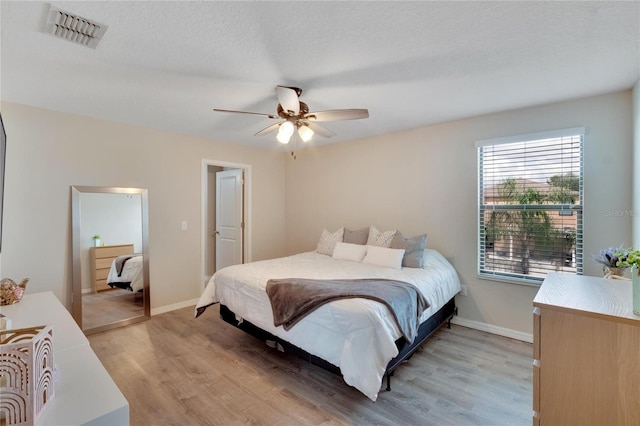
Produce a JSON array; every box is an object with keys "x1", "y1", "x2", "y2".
[{"x1": 90, "y1": 244, "x2": 134, "y2": 293}]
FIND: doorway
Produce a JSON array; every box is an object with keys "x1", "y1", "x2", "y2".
[{"x1": 201, "y1": 159, "x2": 252, "y2": 288}]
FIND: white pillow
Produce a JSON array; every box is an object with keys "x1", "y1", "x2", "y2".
[
  {"x1": 316, "y1": 227, "x2": 344, "y2": 256},
  {"x1": 366, "y1": 226, "x2": 396, "y2": 248},
  {"x1": 332, "y1": 242, "x2": 368, "y2": 262},
  {"x1": 362, "y1": 245, "x2": 405, "y2": 269}
]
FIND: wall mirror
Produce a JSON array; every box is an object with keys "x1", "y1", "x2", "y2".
[{"x1": 71, "y1": 186, "x2": 150, "y2": 335}]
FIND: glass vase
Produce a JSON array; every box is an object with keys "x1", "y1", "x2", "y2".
[{"x1": 632, "y1": 265, "x2": 640, "y2": 315}]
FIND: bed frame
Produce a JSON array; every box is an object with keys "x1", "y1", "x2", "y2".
[
  {"x1": 109, "y1": 279, "x2": 147, "y2": 292},
  {"x1": 219, "y1": 297, "x2": 458, "y2": 393}
]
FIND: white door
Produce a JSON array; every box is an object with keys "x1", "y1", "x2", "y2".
[{"x1": 215, "y1": 169, "x2": 243, "y2": 271}]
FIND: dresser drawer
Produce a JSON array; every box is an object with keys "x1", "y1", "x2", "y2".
[
  {"x1": 95, "y1": 268, "x2": 110, "y2": 280},
  {"x1": 94, "y1": 245, "x2": 133, "y2": 259},
  {"x1": 96, "y1": 257, "x2": 114, "y2": 270},
  {"x1": 95, "y1": 279, "x2": 112, "y2": 292}
]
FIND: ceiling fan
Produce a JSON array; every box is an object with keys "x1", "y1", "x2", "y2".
[{"x1": 213, "y1": 85, "x2": 369, "y2": 145}]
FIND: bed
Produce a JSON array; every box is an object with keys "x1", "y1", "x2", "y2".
[
  {"x1": 195, "y1": 246, "x2": 461, "y2": 401},
  {"x1": 107, "y1": 254, "x2": 144, "y2": 293}
]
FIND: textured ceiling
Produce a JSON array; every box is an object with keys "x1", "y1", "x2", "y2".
[{"x1": 1, "y1": 1, "x2": 639, "y2": 150}]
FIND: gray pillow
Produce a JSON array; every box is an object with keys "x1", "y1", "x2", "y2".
[
  {"x1": 344, "y1": 227, "x2": 369, "y2": 245},
  {"x1": 391, "y1": 232, "x2": 427, "y2": 268}
]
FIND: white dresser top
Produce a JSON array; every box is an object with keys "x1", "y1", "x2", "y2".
[
  {"x1": 1, "y1": 291, "x2": 88, "y2": 350},
  {"x1": 534, "y1": 272, "x2": 640, "y2": 326}
]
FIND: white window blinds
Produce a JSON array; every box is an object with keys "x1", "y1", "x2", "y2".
[{"x1": 477, "y1": 128, "x2": 584, "y2": 284}]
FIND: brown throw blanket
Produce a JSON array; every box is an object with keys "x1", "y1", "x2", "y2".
[
  {"x1": 266, "y1": 278, "x2": 429, "y2": 343},
  {"x1": 114, "y1": 254, "x2": 136, "y2": 276}
]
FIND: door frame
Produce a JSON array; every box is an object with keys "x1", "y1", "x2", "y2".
[{"x1": 201, "y1": 159, "x2": 252, "y2": 290}]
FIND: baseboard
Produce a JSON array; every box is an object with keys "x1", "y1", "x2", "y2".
[
  {"x1": 151, "y1": 298, "x2": 199, "y2": 316},
  {"x1": 451, "y1": 316, "x2": 533, "y2": 343}
]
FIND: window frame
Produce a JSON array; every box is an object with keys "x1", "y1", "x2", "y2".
[{"x1": 476, "y1": 127, "x2": 584, "y2": 286}]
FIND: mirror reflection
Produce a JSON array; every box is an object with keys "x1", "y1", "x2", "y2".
[{"x1": 71, "y1": 186, "x2": 150, "y2": 335}]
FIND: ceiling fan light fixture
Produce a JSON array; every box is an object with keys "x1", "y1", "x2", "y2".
[
  {"x1": 298, "y1": 124, "x2": 314, "y2": 142},
  {"x1": 277, "y1": 121, "x2": 294, "y2": 144},
  {"x1": 213, "y1": 85, "x2": 369, "y2": 146}
]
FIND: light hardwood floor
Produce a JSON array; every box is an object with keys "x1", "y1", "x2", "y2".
[
  {"x1": 83, "y1": 288, "x2": 144, "y2": 329},
  {"x1": 88, "y1": 305, "x2": 533, "y2": 426}
]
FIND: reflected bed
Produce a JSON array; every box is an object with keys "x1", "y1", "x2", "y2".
[{"x1": 107, "y1": 254, "x2": 144, "y2": 293}]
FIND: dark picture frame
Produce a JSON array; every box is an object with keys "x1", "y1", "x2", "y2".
[{"x1": 0, "y1": 113, "x2": 6, "y2": 252}]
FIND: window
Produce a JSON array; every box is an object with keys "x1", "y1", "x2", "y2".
[{"x1": 476, "y1": 128, "x2": 584, "y2": 285}]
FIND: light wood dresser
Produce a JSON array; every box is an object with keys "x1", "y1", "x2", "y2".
[
  {"x1": 90, "y1": 244, "x2": 134, "y2": 293},
  {"x1": 533, "y1": 273, "x2": 640, "y2": 425}
]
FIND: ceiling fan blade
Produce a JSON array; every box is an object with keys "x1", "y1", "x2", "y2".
[
  {"x1": 304, "y1": 109, "x2": 369, "y2": 122},
  {"x1": 276, "y1": 86, "x2": 300, "y2": 115},
  {"x1": 305, "y1": 122, "x2": 335, "y2": 138},
  {"x1": 213, "y1": 108, "x2": 278, "y2": 119},
  {"x1": 254, "y1": 122, "x2": 281, "y2": 136}
]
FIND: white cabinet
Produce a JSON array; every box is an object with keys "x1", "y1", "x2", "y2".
[{"x1": 1, "y1": 291, "x2": 129, "y2": 425}]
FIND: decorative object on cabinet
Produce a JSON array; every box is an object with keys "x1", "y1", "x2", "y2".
[
  {"x1": 532, "y1": 273, "x2": 640, "y2": 425},
  {"x1": 593, "y1": 245, "x2": 628, "y2": 278},
  {"x1": 92, "y1": 235, "x2": 101, "y2": 247},
  {"x1": 90, "y1": 245, "x2": 134, "y2": 293},
  {"x1": 603, "y1": 265, "x2": 628, "y2": 279},
  {"x1": 0, "y1": 278, "x2": 29, "y2": 306},
  {"x1": 0, "y1": 324, "x2": 55, "y2": 426}
]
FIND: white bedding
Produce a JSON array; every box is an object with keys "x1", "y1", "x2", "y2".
[
  {"x1": 107, "y1": 255, "x2": 144, "y2": 292},
  {"x1": 195, "y1": 249, "x2": 461, "y2": 401}
]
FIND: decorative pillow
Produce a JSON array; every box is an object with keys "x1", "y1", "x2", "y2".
[
  {"x1": 391, "y1": 232, "x2": 428, "y2": 268},
  {"x1": 362, "y1": 245, "x2": 405, "y2": 269},
  {"x1": 366, "y1": 226, "x2": 396, "y2": 248},
  {"x1": 343, "y1": 227, "x2": 369, "y2": 245},
  {"x1": 332, "y1": 242, "x2": 368, "y2": 262},
  {"x1": 316, "y1": 228, "x2": 344, "y2": 256}
]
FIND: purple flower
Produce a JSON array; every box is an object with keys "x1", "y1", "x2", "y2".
[{"x1": 593, "y1": 245, "x2": 629, "y2": 267}]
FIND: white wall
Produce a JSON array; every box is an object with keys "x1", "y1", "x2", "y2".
[
  {"x1": 633, "y1": 80, "x2": 640, "y2": 248},
  {"x1": 285, "y1": 91, "x2": 634, "y2": 338},
  {"x1": 1, "y1": 102, "x2": 287, "y2": 311}
]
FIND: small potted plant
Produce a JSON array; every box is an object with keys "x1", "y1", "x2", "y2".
[
  {"x1": 615, "y1": 248, "x2": 640, "y2": 315},
  {"x1": 92, "y1": 235, "x2": 101, "y2": 247},
  {"x1": 593, "y1": 245, "x2": 629, "y2": 278}
]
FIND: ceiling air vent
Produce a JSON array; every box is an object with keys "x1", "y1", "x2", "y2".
[{"x1": 44, "y1": 5, "x2": 108, "y2": 49}]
